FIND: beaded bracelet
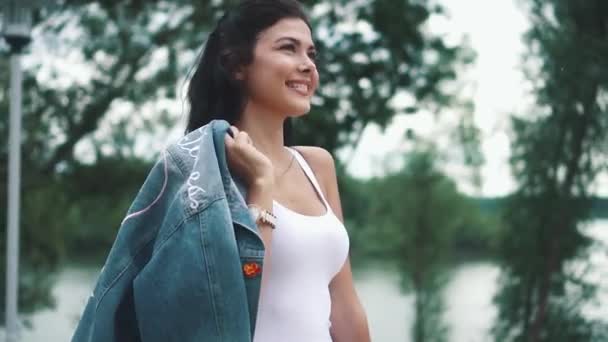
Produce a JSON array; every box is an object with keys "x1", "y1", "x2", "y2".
[{"x1": 247, "y1": 204, "x2": 277, "y2": 229}]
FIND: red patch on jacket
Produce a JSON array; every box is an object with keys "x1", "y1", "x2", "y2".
[{"x1": 243, "y1": 262, "x2": 262, "y2": 278}]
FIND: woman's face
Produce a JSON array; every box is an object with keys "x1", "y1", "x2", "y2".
[{"x1": 240, "y1": 18, "x2": 319, "y2": 118}]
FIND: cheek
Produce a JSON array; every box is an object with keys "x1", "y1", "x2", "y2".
[
  {"x1": 246, "y1": 68, "x2": 276, "y2": 94},
  {"x1": 254, "y1": 59, "x2": 292, "y2": 87}
]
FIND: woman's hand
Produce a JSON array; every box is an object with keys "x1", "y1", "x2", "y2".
[
  {"x1": 225, "y1": 125, "x2": 274, "y2": 251},
  {"x1": 224, "y1": 125, "x2": 274, "y2": 190}
]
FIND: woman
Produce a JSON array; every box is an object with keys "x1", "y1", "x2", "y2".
[{"x1": 187, "y1": 0, "x2": 370, "y2": 341}]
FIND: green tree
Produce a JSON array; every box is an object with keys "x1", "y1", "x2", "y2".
[
  {"x1": 59, "y1": 156, "x2": 153, "y2": 260},
  {"x1": 493, "y1": 1, "x2": 608, "y2": 340},
  {"x1": 362, "y1": 145, "x2": 490, "y2": 341},
  {"x1": 19, "y1": 0, "x2": 473, "y2": 172}
]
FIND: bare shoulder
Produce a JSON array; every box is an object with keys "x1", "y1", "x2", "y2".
[
  {"x1": 291, "y1": 145, "x2": 336, "y2": 184},
  {"x1": 292, "y1": 145, "x2": 338, "y2": 200},
  {"x1": 291, "y1": 146, "x2": 344, "y2": 221}
]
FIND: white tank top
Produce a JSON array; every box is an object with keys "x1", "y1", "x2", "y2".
[{"x1": 252, "y1": 147, "x2": 350, "y2": 342}]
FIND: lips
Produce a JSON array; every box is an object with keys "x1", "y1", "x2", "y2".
[{"x1": 286, "y1": 80, "x2": 310, "y2": 96}]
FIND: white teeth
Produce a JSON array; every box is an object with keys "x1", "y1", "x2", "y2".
[{"x1": 286, "y1": 82, "x2": 308, "y2": 93}]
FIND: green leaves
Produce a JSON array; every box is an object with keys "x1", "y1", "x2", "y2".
[
  {"x1": 349, "y1": 146, "x2": 493, "y2": 341},
  {"x1": 299, "y1": 0, "x2": 470, "y2": 151},
  {"x1": 494, "y1": 1, "x2": 608, "y2": 340}
]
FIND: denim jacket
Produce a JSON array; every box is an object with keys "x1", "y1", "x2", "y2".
[{"x1": 72, "y1": 119, "x2": 265, "y2": 342}]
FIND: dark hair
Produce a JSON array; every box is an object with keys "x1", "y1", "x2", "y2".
[{"x1": 186, "y1": 0, "x2": 311, "y2": 144}]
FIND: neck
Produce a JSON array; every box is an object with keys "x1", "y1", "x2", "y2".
[{"x1": 235, "y1": 102, "x2": 292, "y2": 170}]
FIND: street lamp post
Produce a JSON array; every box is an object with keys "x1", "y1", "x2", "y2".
[{"x1": 1, "y1": 1, "x2": 37, "y2": 341}]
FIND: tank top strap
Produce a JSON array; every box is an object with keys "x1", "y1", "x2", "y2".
[{"x1": 286, "y1": 147, "x2": 330, "y2": 208}]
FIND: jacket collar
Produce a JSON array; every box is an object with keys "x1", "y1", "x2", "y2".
[{"x1": 210, "y1": 120, "x2": 260, "y2": 236}]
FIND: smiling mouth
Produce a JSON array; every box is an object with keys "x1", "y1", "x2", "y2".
[{"x1": 286, "y1": 81, "x2": 310, "y2": 95}]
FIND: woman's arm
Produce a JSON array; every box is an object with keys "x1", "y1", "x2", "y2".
[
  {"x1": 294, "y1": 146, "x2": 371, "y2": 342},
  {"x1": 328, "y1": 259, "x2": 370, "y2": 342}
]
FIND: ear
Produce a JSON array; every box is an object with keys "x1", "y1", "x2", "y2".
[
  {"x1": 220, "y1": 49, "x2": 245, "y2": 80},
  {"x1": 232, "y1": 63, "x2": 247, "y2": 81},
  {"x1": 233, "y1": 64, "x2": 246, "y2": 80}
]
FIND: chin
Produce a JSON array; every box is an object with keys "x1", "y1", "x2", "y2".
[
  {"x1": 288, "y1": 111, "x2": 310, "y2": 118},
  {"x1": 287, "y1": 105, "x2": 311, "y2": 117},
  {"x1": 280, "y1": 98, "x2": 311, "y2": 117}
]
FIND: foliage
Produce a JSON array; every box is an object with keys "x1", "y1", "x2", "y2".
[
  {"x1": 20, "y1": 0, "x2": 473, "y2": 171},
  {"x1": 347, "y1": 147, "x2": 498, "y2": 261},
  {"x1": 345, "y1": 145, "x2": 494, "y2": 341},
  {"x1": 59, "y1": 156, "x2": 154, "y2": 259},
  {"x1": 0, "y1": 177, "x2": 66, "y2": 322},
  {"x1": 492, "y1": 0, "x2": 608, "y2": 340}
]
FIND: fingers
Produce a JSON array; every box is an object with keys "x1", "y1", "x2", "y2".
[
  {"x1": 230, "y1": 125, "x2": 239, "y2": 137},
  {"x1": 236, "y1": 131, "x2": 252, "y2": 146},
  {"x1": 225, "y1": 126, "x2": 252, "y2": 148},
  {"x1": 229, "y1": 126, "x2": 252, "y2": 144},
  {"x1": 242, "y1": 134, "x2": 253, "y2": 145},
  {"x1": 225, "y1": 127, "x2": 235, "y2": 148}
]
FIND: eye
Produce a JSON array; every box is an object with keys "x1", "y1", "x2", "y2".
[
  {"x1": 280, "y1": 44, "x2": 297, "y2": 52},
  {"x1": 308, "y1": 50, "x2": 318, "y2": 61}
]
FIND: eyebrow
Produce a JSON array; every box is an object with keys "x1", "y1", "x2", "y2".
[{"x1": 275, "y1": 37, "x2": 317, "y2": 51}]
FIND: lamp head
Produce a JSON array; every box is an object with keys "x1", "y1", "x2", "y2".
[{"x1": 2, "y1": 0, "x2": 53, "y2": 53}]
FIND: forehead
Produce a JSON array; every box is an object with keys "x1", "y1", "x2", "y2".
[{"x1": 257, "y1": 18, "x2": 314, "y2": 46}]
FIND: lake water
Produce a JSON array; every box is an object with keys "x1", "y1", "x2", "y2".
[{"x1": 5, "y1": 220, "x2": 607, "y2": 341}]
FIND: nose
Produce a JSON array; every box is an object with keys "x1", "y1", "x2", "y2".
[{"x1": 298, "y1": 56, "x2": 316, "y2": 73}]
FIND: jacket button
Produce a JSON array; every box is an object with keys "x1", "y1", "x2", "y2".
[{"x1": 243, "y1": 262, "x2": 262, "y2": 278}]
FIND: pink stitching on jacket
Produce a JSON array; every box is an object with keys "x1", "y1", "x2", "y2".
[{"x1": 121, "y1": 152, "x2": 169, "y2": 225}]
